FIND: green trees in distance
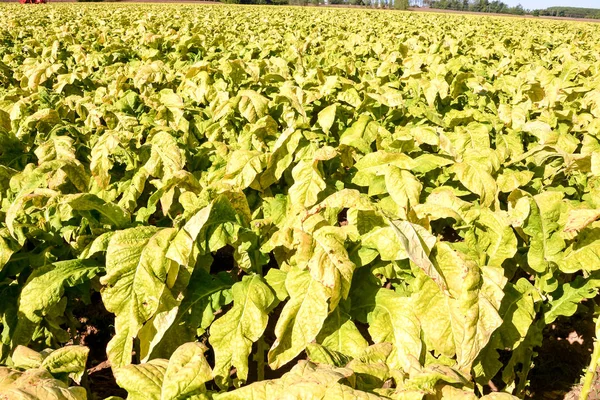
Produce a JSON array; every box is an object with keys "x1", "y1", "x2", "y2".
[
  {"x1": 534, "y1": 6, "x2": 600, "y2": 19},
  {"x1": 428, "y1": 0, "x2": 600, "y2": 19},
  {"x1": 221, "y1": 0, "x2": 410, "y2": 8},
  {"x1": 429, "y1": 0, "x2": 525, "y2": 15}
]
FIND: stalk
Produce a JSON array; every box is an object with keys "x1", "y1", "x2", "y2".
[
  {"x1": 580, "y1": 307, "x2": 600, "y2": 400},
  {"x1": 255, "y1": 337, "x2": 266, "y2": 382}
]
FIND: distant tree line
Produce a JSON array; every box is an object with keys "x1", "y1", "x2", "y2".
[
  {"x1": 531, "y1": 6, "x2": 600, "y2": 19},
  {"x1": 428, "y1": 0, "x2": 600, "y2": 19},
  {"x1": 221, "y1": 0, "x2": 410, "y2": 8},
  {"x1": 428, "y1": 0, "x2": 524, "y2": 15}
]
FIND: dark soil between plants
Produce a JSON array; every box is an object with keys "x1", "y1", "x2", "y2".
[{"x1": 526, "y1": 304, "x2": 599, "y2": 400}]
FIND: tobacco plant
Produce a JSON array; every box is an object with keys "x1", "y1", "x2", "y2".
[{"x1": 0, "y1": 4, "x2": 600, "y2": 399}]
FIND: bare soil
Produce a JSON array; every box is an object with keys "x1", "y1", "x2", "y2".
[
  {"x1": 527, "y1": 304, "x2": 600, "y2": 400},
  {"x1": 71, "y1": 292, "x2": 127, "y2": 399}
]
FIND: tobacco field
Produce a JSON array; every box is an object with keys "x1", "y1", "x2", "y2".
[{"x1": 0, "y1": 4, "x2": 600, "y2": 399}]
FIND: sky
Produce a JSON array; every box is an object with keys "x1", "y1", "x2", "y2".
[{"x1": 502, "y1": 0, "x2": 599, "y2": 9}]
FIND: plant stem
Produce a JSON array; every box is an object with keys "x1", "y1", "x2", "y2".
[
  {"x1": 256, "y1": 338, "x2": 266, "y2": 382},
  {"x1": 580, "y1": 308, "x2": 600, "y2": 400}
]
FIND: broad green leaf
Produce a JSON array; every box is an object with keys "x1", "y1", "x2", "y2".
[
  {"x1": 238, "y1": 90, "x2": 269, "y2": 123},
  {"x1": 365, "y1": 288, "x2": 421, "y2": 372},
  {"x1": 148, "y1": 131, "x2": 185, "y2": 179},
  {"x1": 303, "y1": 226, "x2": 356, "y2": 309},
  {"x1": 497, "y1": 131, "x2": 525, "y2": 161},
  {"x1": 165, "y1": 204, "x2": 213, "y2": 269},
  {"x1": 388, "y1": 219, "x2": 446, "y2": 293},
  {"x1": 306, "y1": 343, "x2": 352, "y2": 367},
  {"x1": 211, "y1": 274, "x2": 275, "y2": 388},
  {"x1": 523, "y1": 120, "x2": 557, "y2": 145},
  {"x1": 34, "y1": 136, "x2": 76, "y2": 163},
  {"x1": 11, "y1": 346, "x2": 43, "y2": 370},
  {"x1": 223, "y1": 150, "x2": 264, "y2": 190},
  {"x1": 340, "y1": 115, "x2": 379, "y2": 154},
  {"x1": 481, "y1": 394, "x2": 520, "y2": 400},
  {"x1": 563, "y1": 209, "x2": 600, "y2": 233},
  {"x1": 385, "y1": 166, "x2": 422, "y2": 212},
  {"x1": 544, "y1": 274, "x2": 600, "y2": 324},
  {"x1": 118, "y1": 168, "x2": 150, "y2": 213},
  {"x1": 62, "y1": 193, "x2": 130, "y2": 228},
  {"x1": 409, "y1": 125, "x2": 439, "y2": 146},
  {"x1": 19, "y1": 260, "x2": 101, "y2": 323},
  {"x1": 559, "y1": 227, "x2": 600, "y2": 273},
  {"x1": 89, "y1": 132, "x2": 121, "y2": 189},
  {"x1": 268, "y1": 268, "x2": 330, "y2": 370},
  {"x1": 402, "y1": 364, "x2": 470, "y2": 393},
  {"x1": 445, "y1": 122, "x2": 490, "y2": 154},
  {"x1": 464, "y1": 208, "x2": 517, "y2": 267},
  {"x1": 0, "y1": 229, "x2": 18, "y2": 273},
  {"x1": 216, "y1": 361, "x2": 386, "y2": 400},
  {"x1": 412, "y1": 243, "x2": 503, "y2": 373},
  {"x1": 352, "y1": 151, "x2": 414, "y2": 187},
  {"x1": 347, "y1": 358, "x2": 390, "y2": 392},
  {"x1": 114, "y1": 359, "x2": 169, "y2": 400},
  {"x1": 316, "y1": 303, "x2": 368, "y2": 359},
  {"x1": 410, "y1": 153, "x2": 454, "y2": 174},
  {"x1": 264, "y1": 268, "x2": 289, "y2": 302},
  {"x1": 288, "y1": 160, "x2": 326, "y2": 209},
  {"x1": 4, "y1": 8, "x2": 600, "y2": 399},
  {"x1": 350, "y1": 269, "x2": 422, "y2": 372},
  {"x1": 141, "y1": 267, "x2": 232, "y2": 361},
  {"x1": 158, "y1": 89, "x2": 186, "y2": 130},
  {"x1": 101, "y1": 227, "x2": 178, "y2": 368},
  {"x1": 496, "y1": 169, "x2": 534, "y2": 193},
  {"x1": 359, "y1": 225, "x2": 410, "y2": 263},
  {"x1": 41, "y1": 346, "x2": 89, "y2": 384},
  {"x1": 259, "y1": 129, "x2": 302, "y2": 189},
  {"x1": 318, "y1": 104, "x2": 337, "y2": 133},
  {"x1": 522, "y1": 192, "x2": 565, "y2": 274},
  {"x1": 0, "y1": 368, "x2": 88, "y2": 400},
  {"x1": 415, "y1": 187, "x2": 471, "y2": 222},
  {"x1": 115, "y1": 343, "x2": 212, "y2": 400},
  {"x1": 493, "y1": 278, "x2": 538, "y2": 350},
  {"x1": 422, "y1": 76, "x2": 449, "y2": 107},
  {"x1": 500, "y1": 320, "x2": 544, "y2": 393},
  {"x1": 473, "y1": 279, "x2": 537, "y2": 384},
  {"x1": 161, "y1": 343, "x2": 213, "y2": 400},
  {"x1": 452, "y1": 161, "x2": 497, "y2": 207}
]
